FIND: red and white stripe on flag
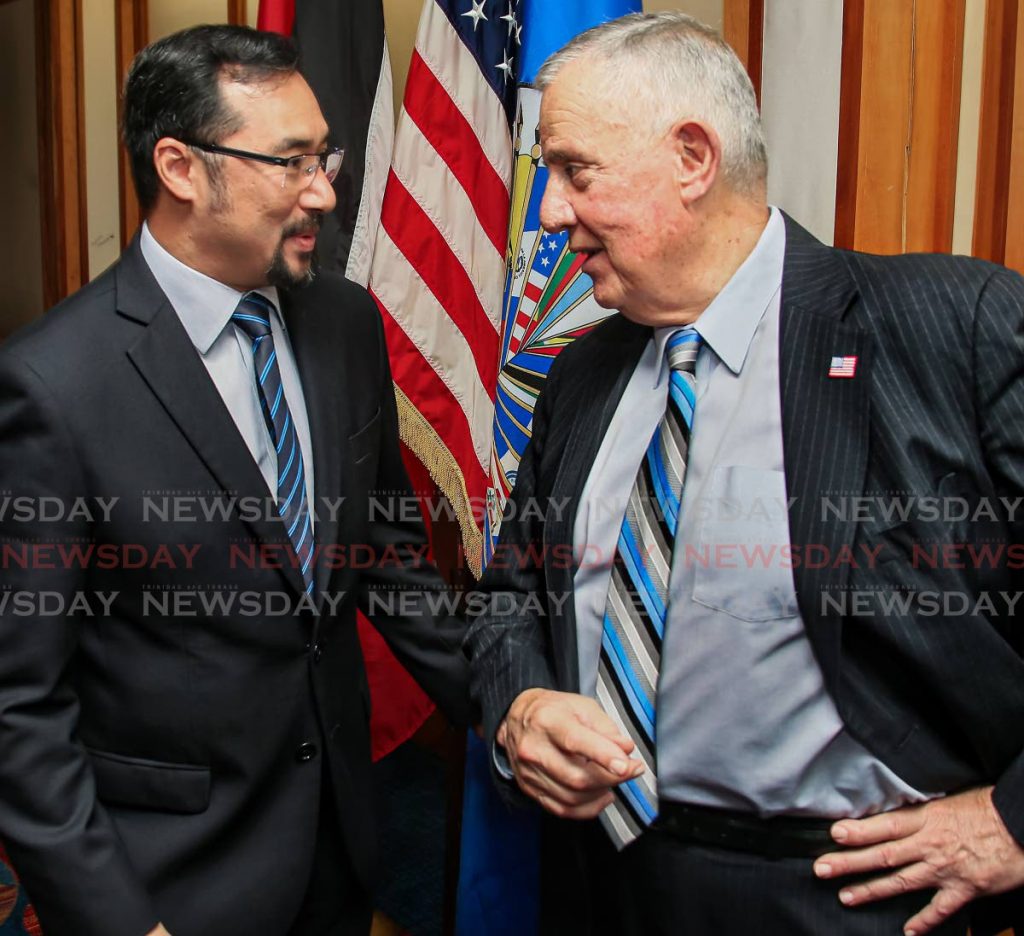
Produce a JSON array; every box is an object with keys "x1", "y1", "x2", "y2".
[{"x1": 368, "y1": 0, "x2": 513, "y2": 577}]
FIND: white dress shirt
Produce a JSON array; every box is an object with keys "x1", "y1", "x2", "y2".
[{"x1": 140, "y1": 223, "x2": 315, "y2": 521}]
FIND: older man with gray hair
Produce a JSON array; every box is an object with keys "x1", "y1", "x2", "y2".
[{"x1": 465, "y1": 11, "x2": 1024, "y2": 936}]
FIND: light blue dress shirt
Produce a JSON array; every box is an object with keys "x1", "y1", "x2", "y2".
[
  {"x1": 140, "y1": 224, "x2": 316, "y2": 521},
  {"x1": 573, "y1": 209, "x2": 933, "y2": 818}
]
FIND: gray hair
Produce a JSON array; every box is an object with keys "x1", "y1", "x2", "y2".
[{"x1": 535, "y1": 11, "x2": 767, "y2": 195}]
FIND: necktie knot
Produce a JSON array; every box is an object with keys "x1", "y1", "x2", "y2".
[
  {"x1": 232, "y1": 292, "x2": 276, "y2": 341},
  {"x1": 667, "y1": 326, "x2": 701, "y2": 375}
]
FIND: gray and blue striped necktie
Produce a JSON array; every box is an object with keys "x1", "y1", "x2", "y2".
[
  {"x1": 232, "y1": 292, "x2": 315, "y2": 596},
  {"x1": 597, "y1": 326, "x2": 701, "y2": 848}
]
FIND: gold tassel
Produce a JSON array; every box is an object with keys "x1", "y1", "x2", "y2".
[{"x1": 394, "y1": 385, "x2": 484, "y2": 580}]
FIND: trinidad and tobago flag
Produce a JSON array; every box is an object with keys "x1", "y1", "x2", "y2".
[{"x1": 258, "y1": 0, "x2": 394, "y2": 287}]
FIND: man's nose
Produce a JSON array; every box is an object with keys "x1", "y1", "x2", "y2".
[
  {"x1": 300, "y1": 166, "x2": 337, "y2": 213},
  {"x1": 539, "y1": 181, "x2": 574, "y2": 234}
]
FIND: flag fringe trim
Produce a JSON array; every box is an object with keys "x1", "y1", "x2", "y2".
[{"x1": 394, "y1": 383, "x2": 484, "y2": 579}]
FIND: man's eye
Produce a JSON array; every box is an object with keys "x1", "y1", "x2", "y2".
[{"x1": 563, "y1": 165, "x2": 589, "y2": 187}]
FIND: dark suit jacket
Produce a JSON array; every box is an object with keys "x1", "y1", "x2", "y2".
[
  {"x1": 466, "y1": 215, "x2": 1024, "y2": 923},
  {"x1": 0, "y1": 239, "x2": 473, "y2": 936}
]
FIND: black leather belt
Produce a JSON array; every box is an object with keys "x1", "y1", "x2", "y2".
[{"x1": 654, "y1": 801, "x2": 839, "y2": 859}]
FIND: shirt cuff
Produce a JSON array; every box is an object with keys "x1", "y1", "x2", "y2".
[{"x1": 492, "y1": 740, "x2": 515, "y2": 780}]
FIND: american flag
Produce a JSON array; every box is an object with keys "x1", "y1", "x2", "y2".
[
  {"x1": 828, "y1": 355, "x2": 858, "y2": 378},
  {"x1": 368, "y1": 0, "x2": 518, "y2": 577}
]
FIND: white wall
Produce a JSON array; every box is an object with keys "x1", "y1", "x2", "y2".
[
  {"x1": 83, "y1": 0, "x2": 121, "y2": 278},
  {"x1": 760, "y1": 0, "x2": 844, "y2": 244},
  {"x1": 150, "y1": 0, "x2": 232, "y2": 42}
]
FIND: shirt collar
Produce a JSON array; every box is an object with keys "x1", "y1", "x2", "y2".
[
  {"x1": 653, "y1": 206, "x2": 786, "y2": 376},
  {"x1": 140, "y1": 222, "x2": 283, "y2": 355}
]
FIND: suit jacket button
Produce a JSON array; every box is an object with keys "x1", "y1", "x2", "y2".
[
  {"x1": 295, "y1": 742, "x2": 318, "y2": 762},
  {"x1": 312, "y1": 644, "x2": 323, "y2": 664}
]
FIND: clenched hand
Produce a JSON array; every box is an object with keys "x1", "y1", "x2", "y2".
[{"x1": 498, "y1": 688, "x2": 644, "y2": 819}]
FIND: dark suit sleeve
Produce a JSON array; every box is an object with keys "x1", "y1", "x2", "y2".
[
  {"x1": 463, "y1": 358, "x2": 560, "y2": 756},
  {"x1": 974, "y1": 268, "x2": 1024, "y2": 846},
  {"x1": 0, "y1": 352, "x2": 159, "y2": 936},
  {"x1": 354, "y1": 310, "x2": 476, "y2": 728}
]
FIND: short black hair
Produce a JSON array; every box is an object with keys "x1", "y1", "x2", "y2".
[{"x1": 122, "y1": 24, "x2": 299, "y2": 212}]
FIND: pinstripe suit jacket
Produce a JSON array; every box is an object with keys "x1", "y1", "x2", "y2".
[{"x1": 466, "y1": 214, "x2": 1024, "y2": 864}]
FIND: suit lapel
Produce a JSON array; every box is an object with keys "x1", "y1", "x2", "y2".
[
  {"x1": 779, "y1": 215, "x2": 872, "y2": 687},
  {"x1": 116, "y1": 240, "x2": 308, "y2": 598},
  {"x1": 280, "y1": 289, "x2": 344, "y2": 610},
  {"x1": 546, "y1": 317, "x2": 650, "y2": 689}
]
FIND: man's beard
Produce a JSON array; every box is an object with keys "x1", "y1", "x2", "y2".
[{"x1": 266, "y1": 215, "x2": 323, "y2": 289}]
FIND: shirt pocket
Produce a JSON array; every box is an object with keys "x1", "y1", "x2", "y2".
[{"x1": 691, "y1": 465, "x2": 799, "y2": 623}]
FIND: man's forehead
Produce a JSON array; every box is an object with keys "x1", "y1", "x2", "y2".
[
  {"x1": 217, "y1": 71, "x2": 291, "y2": 105},
  {"x1": 218, "y1": 73, "x2": 329, "y2": 149},
  {"x1": 540, "y1": 81, "x2": 625, "y2": 157},
  {"x1": 540, "y1": 61, "x2": 622, "y2": 125}
]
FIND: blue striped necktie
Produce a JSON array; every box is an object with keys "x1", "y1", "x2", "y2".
[
  {"x1": 232, "y1": 292, "x2": 315, "y2": 596},
  {"x1": 597, "y1": 326, "x2": 701, "y2": 848}
]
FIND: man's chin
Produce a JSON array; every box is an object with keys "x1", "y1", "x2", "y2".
[
  {"x1": 267, "y1": 246, "x2": 317, "y2": 289},
  {"x1": 589, "y1": 279, "x2": 621, "y2": 311}
]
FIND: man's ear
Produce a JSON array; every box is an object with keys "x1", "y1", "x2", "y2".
[
  {"x1": 152, "y1": 137, "x2": 200, "y2": 204},
  {"x1": 671, "y1": 119, "x2": 722, "y2": 204}
]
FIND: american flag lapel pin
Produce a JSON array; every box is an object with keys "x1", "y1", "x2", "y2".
[{"x1": 828, "y1": 355, "x2": 857, "y2": 378}]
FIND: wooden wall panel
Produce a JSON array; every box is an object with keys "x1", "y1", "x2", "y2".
[
  {"x1": 36, "y1": 0, "x2": 88, "y2": 307},
  {"x1": 836, "y1": 0, "x2": 966, "y2": 255},
  {"x1": 973, "y1": 0, "x2": 1018, "y2": 264},
  {"x1": 852, "y1": 0, "x2": 914, "y2": 253},
  {"x1": 906, "y1": 0, "x2": 965, "y2": 252},
  {"x1": 227, "y1": 0, "x2": 247, "y2": 25},
  {"x1": 1003, "y1": 2, "x2": 1024, "y2": 272},
  {"x1": 723, "y1": 0, "x2": 763, "y2": 105},
  {"x1": 834, "y1": 0, "x2": 865, "y2": 249}
]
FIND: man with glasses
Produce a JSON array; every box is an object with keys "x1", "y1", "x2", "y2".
[{"x1": 0, "y1": 24, "x2": 472, "y2": 936}]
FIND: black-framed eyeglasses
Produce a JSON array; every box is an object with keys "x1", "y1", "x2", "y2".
[{"x1": 186, "y1": 141, "x2": 344, "y2": 189}]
